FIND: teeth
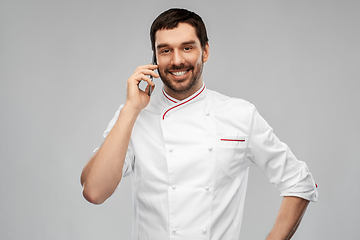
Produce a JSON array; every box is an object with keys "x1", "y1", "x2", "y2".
[{"x1": 172, "y1": 71, "x2": 187, "y2": 76}]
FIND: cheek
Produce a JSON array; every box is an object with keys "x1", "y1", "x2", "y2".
[
  {"x1": 194, "y1": 57, "x2": 203, "y2": 68},
  {"x1": 191, "y1": 52, "x2": 204, "y2": 65},
  {"x1": 156, "y1": 59, "x2": 166, "y2": 72},
  {"x1": 157, "y1": 56, "x2": 170, "y2": 68}
]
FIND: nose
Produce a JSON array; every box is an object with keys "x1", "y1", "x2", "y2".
[{"x1": 170, "y1": 49, "x2": 185, "y2": 66}]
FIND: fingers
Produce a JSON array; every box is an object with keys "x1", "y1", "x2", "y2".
[
  {"x1": 145, "y1": 83, "x2": 155, "y2": 95},
  {"x1": 125, "y1": 64, "x2": 159, "y2": 111},
  {"x1": 135, "y1": 65, "x2": 159, "y2": 78},
  {"x1": 133, "y1": 73, "x2": 154, "y2": 87},
  {"x1": 129, "y1": 64, "x2": 159, "y2": 87},
  {"x1": 134, "y1": 64, "x2": 158, "y2": 74},
  {"x1": 145, "y1": 69, "x2": 160, "y2": 79}
]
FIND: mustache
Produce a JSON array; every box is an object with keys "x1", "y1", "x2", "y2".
[{"x1": 166, "y1": 64, "x2": 194, "y2": 71}]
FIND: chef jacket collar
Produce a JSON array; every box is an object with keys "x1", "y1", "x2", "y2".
[
  {"x1": 161, "y1": 83, "x2": 206, "y2": 104},
  {"x1": 161, "y1": 83, "x2": 207, "y2": 120},
  {"x1": 162, "y1": 89, "x2": 179, "y2": 104}
]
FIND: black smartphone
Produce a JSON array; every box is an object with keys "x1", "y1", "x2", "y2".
[{"x1": 148, "y1": 54, "x2": 157, "y2": 96}]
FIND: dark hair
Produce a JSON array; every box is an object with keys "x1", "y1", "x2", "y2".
[{"x1": 150, "y1": 8, "x2": 209, "y2": 55}]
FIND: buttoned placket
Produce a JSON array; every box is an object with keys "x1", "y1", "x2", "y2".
[{"x1": 160, "y1": 85, "x2": 213, "y2": 239}]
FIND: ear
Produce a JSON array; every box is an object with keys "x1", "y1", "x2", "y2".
[{"x1": 202, "y1": 43, "x2": 210, "y2": 63}]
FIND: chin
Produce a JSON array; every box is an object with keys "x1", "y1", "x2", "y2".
[{"x1": 169, "y1": 79, "x2": 199, "y2": 93}]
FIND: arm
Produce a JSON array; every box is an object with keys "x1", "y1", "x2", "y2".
[
  {"x1": 266, "y1": 196, "x2": 309, "y2": 240},
  {"x1": 80, "y1": 64, "x2": 158, "y2": 204},
  {"x1": 246, "y1": 107, "x2": 317, "y2": 238}
]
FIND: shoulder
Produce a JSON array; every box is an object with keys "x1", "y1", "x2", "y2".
[
  {"x1": 205, "y1": 89, "x2": 256, "y2": 114},
  {"x1": 204, "y1": 89, "x2": 258, "y2": 133}
]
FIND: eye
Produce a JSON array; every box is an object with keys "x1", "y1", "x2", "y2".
[
  {"x1": 160, "y1": 49, "x2": 170, "y2": 54},
  {"x1": 184, "y1": 46, "x2": 193, "y2": 51}
]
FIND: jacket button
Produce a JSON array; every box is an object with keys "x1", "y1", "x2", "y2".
[
  {"x1": 205, "y1": 186, "x2": 209, "y2": 191},
  {"x1": 172, "y1": 228, "x2": 177, "y2": 233},
  {"x1": 172, "y1": 185, "x2": 177, "y2": 190},
  {"x1": 202, "y1": 228, "x2": 207, "y2": 233},
  {"x1": 208, "y1": 147, "x2": 213, "y2": 151},
  {"x1": 169, "y1": 148, "x2": 173, "y2": 152}
]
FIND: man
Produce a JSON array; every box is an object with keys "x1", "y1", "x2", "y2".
[{"x1": 81, "y1": 8, "x2": 318, "y2": 240}]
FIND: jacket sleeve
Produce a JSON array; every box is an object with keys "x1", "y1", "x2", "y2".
[{"x1": 246, "y1": 105, "x2": 318, "y2": 202}]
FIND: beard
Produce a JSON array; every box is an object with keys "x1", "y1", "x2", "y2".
[{"x1": 158, "y1": 60, "x2": 204, "y2": 94}]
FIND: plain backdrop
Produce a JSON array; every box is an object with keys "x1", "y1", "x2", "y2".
[{"x1": 1, "y1": 0, "x2": 359, "y2": 239}]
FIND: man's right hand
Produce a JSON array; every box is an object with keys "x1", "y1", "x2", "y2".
[{"x1": 125, "y1": 64, "x2": 159, "y2": 112}]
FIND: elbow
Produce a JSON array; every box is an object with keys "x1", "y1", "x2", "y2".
[
  {"x1": 82, "y1": 185, "x2": 107, "y2": 205},
  {"x1": 80, "y1": 167, "x2": 106, "y2": 205}
]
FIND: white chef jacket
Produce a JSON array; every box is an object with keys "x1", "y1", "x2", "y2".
[{"x1": 99, "y1": 84, "x2": 318, "y2": 240}]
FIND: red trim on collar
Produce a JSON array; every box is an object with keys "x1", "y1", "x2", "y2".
[
  {"x1": 162, "y1": 89, "x2": 178, "y2": 103},
  {"x1": 162, "y1": 85, "x2": 206, "y2": 120}
]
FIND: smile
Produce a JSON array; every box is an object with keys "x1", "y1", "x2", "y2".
[{"x1": 170, "y1": 70, "x2": 189, "y2": 76}]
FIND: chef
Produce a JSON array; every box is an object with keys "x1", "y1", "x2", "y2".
[{"x1": 81, "y1": 8, "x2": 318, "y2": 240}]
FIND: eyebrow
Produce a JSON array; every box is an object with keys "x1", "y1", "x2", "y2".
[
  {"x1": 156, "y1": 43, "x2": 170, "y2": 50},
  {"x1": 156, "y1": 40, "x2": 197, "y2": 50},
  {"x1": 181, "y1": 40, "x2": 196, "y2": 46}
]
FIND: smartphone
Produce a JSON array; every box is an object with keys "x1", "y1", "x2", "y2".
[{"x1": 148, "y1": 54, "x2": 157, "y2": 96}]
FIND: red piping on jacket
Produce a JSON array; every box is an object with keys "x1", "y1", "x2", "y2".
[
  {"x1": 162, "y1": 89, "x2": 177, "y2": 103},
  {"x1": 220, "y1": 139, "x2": 245, "y2": 142},
  {"x1": 162, "y1": 85, "x2": 206, "y2": 120}
]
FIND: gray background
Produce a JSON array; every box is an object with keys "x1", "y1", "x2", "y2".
[{"x1": 1, "y1": 0, "x2": 359, "y2": 239}]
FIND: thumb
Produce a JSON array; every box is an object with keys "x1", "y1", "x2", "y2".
[{"x1": 145, "y1": 83, "x2": 155, "y2": 96}]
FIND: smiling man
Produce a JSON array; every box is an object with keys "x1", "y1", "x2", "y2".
[
  {"x1": 81, "y1": 8, "x2": 318, "y2": 240},
  {"x1": 155, "y1": 22, "x2": 208, "y2": 99}
]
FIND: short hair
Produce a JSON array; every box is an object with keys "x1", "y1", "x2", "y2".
[{"x1": 150, "y1": 8, "x2": 209, "y2": 56}]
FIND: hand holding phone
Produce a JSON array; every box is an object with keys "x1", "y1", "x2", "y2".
[{"x1": 125, "y1": 63, "x2": 158, "y2": 112}]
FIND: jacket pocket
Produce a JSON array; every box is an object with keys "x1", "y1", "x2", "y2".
[{"x1": 215, "y1": 133, "x2": 248, "y2": 177}]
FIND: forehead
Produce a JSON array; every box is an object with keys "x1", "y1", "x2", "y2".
[{"x1": 155, "y1": 23, "x2": 200, "y2": 47}]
